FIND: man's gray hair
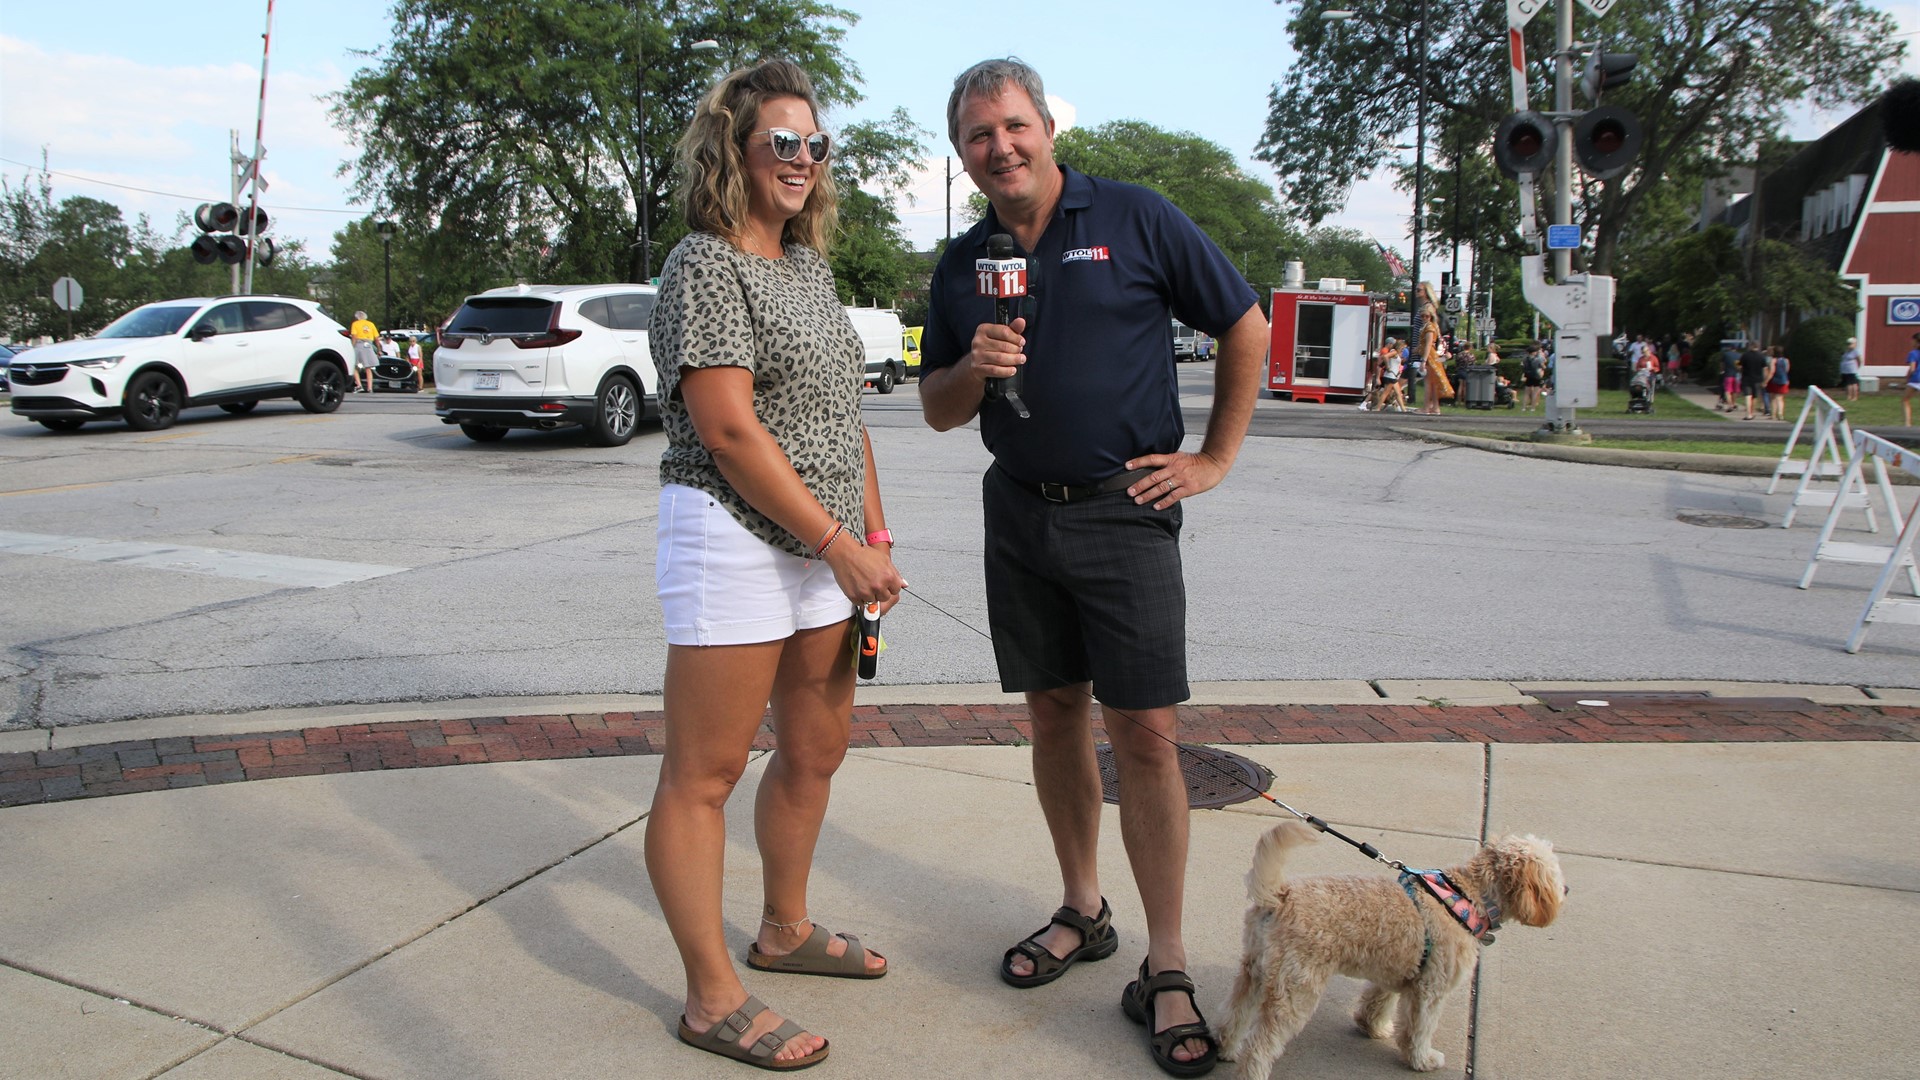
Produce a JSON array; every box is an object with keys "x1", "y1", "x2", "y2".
[{"x1": 947, "y1": 57, "x2": 1053, "y2": 153}]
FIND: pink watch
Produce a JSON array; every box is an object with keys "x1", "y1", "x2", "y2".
[{"x1": 865, "y1": 529, "x2": 894, "y2": 546}]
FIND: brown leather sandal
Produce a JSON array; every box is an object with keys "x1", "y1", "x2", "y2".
[
  {"x1": 746, "y1": 923, "x2": 887, "y2": 979},
  {"x1": 999, "y1": 897, "x2": 1118, "y2": 988},
  {"x1": 677, "y1": 994, "x2": 827, "y2": 1071}
]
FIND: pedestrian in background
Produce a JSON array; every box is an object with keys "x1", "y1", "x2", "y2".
[
  {"x1": 348, "y1": 311, "x2": 378, "y2": 393},
  {"x1": 405, "y1": 335, "x2": 425, "y2": 391},
  {"x1": 1766, "y1": 345, "x2": 1791, "y2": 421},
  {"x1": 1719, "y1": 341, "x2": 1741, "y2": 410},
  {"x1": 1739, "y1": 341, "x2": 1770, "y2": 420},
  {"x1": 644, "y1": 58, "x2": 904, "y2": 1073},
  {"x1": 1521, "y1": 343, "x2": 1546, "y2": 411},
  {"x1": 1837, "y1": 337, "x2": 1861, "y2": 402},
  {"x1": 1904, "y1": 332, "x2": 1920, "y2": 426}
]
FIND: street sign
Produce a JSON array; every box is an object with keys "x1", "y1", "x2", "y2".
[
  {"x1": 51, "y1": 277, "x2": 84, "y2": 311},
  {"x1": 1889, "y1": 297, "x2": 1920, "y2": 324},
  {"x1": 1506, "y1": 0, "x2": 1544, "y2": 27},
  {"x1": 1575, "y1": 0, "x2": 1616, "y2": 15},
  {"x1": 1547, "y1": 225, "x2": 1582, "y2": 250}
]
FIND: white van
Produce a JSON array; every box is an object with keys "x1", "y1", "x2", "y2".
[{"x1": 846, "y1": 307, "x2": 907, "y2": 393}]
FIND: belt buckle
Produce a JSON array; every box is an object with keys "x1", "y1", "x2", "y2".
[{"x1": 1039, "y1": 481, "x2": 1070, "y2": 503}]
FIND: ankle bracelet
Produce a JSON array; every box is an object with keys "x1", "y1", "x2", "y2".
[{"x1": 761, "y1": 915, "x2": 810, "y2": 930}]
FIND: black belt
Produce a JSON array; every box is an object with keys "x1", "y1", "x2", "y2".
[{"x1": 1009, "y1": 466, "x2": 1154, "y2": 504}]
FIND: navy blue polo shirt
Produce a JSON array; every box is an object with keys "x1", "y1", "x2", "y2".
[{"x1": 923, "y1": 165, "x2": 1256, "y2": 486}]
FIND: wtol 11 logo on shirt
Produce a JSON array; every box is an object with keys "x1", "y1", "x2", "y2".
[{"x1": 1888, "y1": 297, "x2": 1920, "y2": 325}]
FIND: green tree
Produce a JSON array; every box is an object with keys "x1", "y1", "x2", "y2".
[
  {"x1": 1295, "y1": 227, "x2": 1396, "y2": 293},
  {"x1": 331, "y1": 0, "x2": 863, "y2": 289},
  {"x1": 1258, "y1": 0, "x2": 1906, "y2": 275},
  {"x1": 1052, "y1": 120, "x2": 1302, "y2": 290},
  {"x1": 829, "y1": 108, "x2": 930, "y2": 307}
]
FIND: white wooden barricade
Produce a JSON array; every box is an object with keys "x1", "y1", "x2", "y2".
[
  {"x1": 1800, "y1": 429, "x2": 1917, "y2": 596},
  {"x1": 1793, "y1": 432, "x2": 1920, "y2": 652},
  {"x1": 1777, "y1": 387, "x2": 1873, "y2": 529}
]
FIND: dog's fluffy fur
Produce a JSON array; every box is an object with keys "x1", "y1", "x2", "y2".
[{"x1": 1220, "y1": 821, "x2": 1565, "y2": 1077}]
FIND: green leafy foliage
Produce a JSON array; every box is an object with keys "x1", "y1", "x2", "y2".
[
  {"x1": 1787, "y1": 315, "x2": 1852, "y2": 387},
  {"x1": 1259, "y1": 0, "x2": 1906, "y2": 277},
  {"x1": 1052, "y1": 121, "x2": 1303, "y2": 290},
  {"x1": 329, "y1": 0, "x2": 873, "y2": 296}
]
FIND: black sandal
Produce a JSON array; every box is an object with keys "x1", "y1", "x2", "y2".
[
  {"x1": 998, "y1": 897, "x2": 1118, "y2": 988},
  {"x1": 1120, "y1": 959, "x2": 1219, "y2": 1077}
]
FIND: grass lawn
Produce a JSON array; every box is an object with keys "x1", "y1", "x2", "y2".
[
  {"x1": 1420, "y1": 387, "x2": 1717, "y2": 419},
  {"x1": 1461, "y1": 434, "x2": 1810, "y2": 458}
]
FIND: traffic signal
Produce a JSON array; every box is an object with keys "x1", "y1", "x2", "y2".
[
  {"x1": 1572, "y1": 105, "x2": 1643, "y2": 181},
  {"x1": 1581, "y1": 51, "x2": 1638, "y2": 103},
  {"x1": 191, "y1": 201, "x2": 273, "y2": 268},
  {"x1": 1494, "y1": 111, "x2": 1558, "y2": 179}
]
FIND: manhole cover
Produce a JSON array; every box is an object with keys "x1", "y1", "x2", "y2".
[
  {"x1": 1095, "y1": 744, "x2": 1273, "y2": 809},
  {"x1": 1676, "y1": 512, "x2": 1770, "y2": 529}
]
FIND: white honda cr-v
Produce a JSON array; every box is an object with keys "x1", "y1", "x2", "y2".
[{"x1": 433, "y1": 283, "x2": 658, "y2": 446}]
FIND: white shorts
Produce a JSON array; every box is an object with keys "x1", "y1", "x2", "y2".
[{"x1": 656, "y1": 484, "x2": 852, "y2": 646}]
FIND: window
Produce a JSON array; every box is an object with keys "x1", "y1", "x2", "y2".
[
  {"x1": 607, "y1": 292, "x2": 656, "y2": 331},
  {"x1": 448, "y1": 298, "x2": 556, "y2": 335},
  {"x1": 578, "y1": 297, "x2": 613, "y2": 328},
  {"x1": 244, "y1": 301, "x2": 311, "y2": 331},
  {"x1": 97, "y1": 305, "x2": 199, "y2": 339},
  {"x1": 192, "y1": 303, "x2": 248, "y2": 337}
]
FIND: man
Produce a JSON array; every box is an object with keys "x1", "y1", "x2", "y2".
[
  {"x1": 348, "y1": 311, "x2": 379, "y2": 393},
  {"x1": 1838, "y1": 336, "x2": 1861, "y2": 402},
  {"x1": 1739, "y1": 340, "x2": 1771, "y2": 420},
  {"x1": 920, "y1": 58, "x2": 1266, "y2": 1077},
  {"x1": 1718, "y1": 341, "x2": 1742, "y2": 411}
]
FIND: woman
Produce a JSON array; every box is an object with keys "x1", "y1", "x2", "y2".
[
  {"x1": 645, "y1": 59, "x2": 905, "y2": 1072},
  {"x1": 1766, "y1": 344, "x2": 1791, "y2": 421},
  {"x1": 1416, "y1": 286, "x2": 1450, "y2": 415}
]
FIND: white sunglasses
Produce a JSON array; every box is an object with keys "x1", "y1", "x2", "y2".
[{"x1": 751, "y1": 128, "x2": 831, "y2": 163}]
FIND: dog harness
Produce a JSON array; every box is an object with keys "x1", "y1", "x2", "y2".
[{"x1": 1398, "y1": 869, "x2": 1501, "y2": 974}]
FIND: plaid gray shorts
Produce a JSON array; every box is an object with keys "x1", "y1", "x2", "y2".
[{"x1": 982, "y1": 464, "x2": 1189, "y2": 710}]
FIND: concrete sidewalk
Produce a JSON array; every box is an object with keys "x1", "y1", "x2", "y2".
[{"x1": 2, "y1": 682, "x2": 1916, "y2": 1079}]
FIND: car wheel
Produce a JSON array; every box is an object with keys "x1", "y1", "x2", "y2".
[
  {"x1": 585, "y1": 375, "x2": 639, "y2": 447},
  {"x1": 296, "y1": 360, "x2": 347, "y2": 413},
  {"x1": 219, "y1": 401, "x2": 259, "y2": 415},
  {"x1": 875, "y1": 368, "x2": 895, "y2": 394},
  {"x1": 123, "y1": 370, "x2": 183, "y2": 432},
  {"x1": 37, "y1": 418, "x2": 84, "y2": 432},
  {"x1": 460, "y1": 423, "x2": 509, "y2": 442}
]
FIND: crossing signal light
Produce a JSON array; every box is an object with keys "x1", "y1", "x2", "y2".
[
  {"x1": 1581, "y1": 51, "x2": 1638, "y2": 103},
  {"x1": 1572, "y1": 105, "x2": 1643, "y2": 181},
  {"x1": 1494, "y1": 111, "x2": 1557, "y2": 179}
]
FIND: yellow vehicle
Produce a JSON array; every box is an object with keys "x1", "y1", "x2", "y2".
[{"x1": 903, "y1": 325, "x2": 924, "y2": 378}]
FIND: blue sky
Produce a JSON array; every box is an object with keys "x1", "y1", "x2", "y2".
[{"x1": 3, "y1": 0, "x2": 1915, "y2": 290}]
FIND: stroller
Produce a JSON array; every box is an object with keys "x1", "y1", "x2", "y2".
[{"x1": 1627, "y1": 366, "x2": 1655, "y2": 414}]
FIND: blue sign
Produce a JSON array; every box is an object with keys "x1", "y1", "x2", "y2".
[
  {"x1": 1546, "y1": 225, "x2": 1582, "y2": 250},
  {"x1": 1889, "y1": 297, "x2": 1920, "y2": 325}
]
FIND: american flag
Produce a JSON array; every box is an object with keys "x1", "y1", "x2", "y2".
[{"x1": 1374, "y1": 239, "x2": 1407, "y2": 278}]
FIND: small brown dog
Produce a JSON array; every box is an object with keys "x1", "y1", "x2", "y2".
[{"x1": 1220, "y1": 821, "x2": 1565, "y2": 1077}]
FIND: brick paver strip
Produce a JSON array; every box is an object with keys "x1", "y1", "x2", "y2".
[{"x1": 2, "y1": 700, "x2": 1913, "y2": 807}]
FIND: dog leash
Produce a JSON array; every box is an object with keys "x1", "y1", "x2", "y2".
[{"x1": 897, "y1": 585, "x2": 1415, "y2": 874}]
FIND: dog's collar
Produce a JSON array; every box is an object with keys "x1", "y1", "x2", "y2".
[{"x1": 1400, "y1": 869, "x2": 1500, "y2": 944}]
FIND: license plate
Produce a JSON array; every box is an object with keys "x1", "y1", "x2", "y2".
[{"x1": 475, "y1": 372, "x2": 500, "y2": 390}]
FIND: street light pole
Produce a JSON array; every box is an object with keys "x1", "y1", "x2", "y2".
[
  {"x1": 1410, "y1": 0, "x2": 1429, "y2": 342},
  {"x1": 636, "y1": 5, "x2": 651, "y2": 284},
  {"x1": 375, "y1": 217, "x2": 396, "y2": 328}
]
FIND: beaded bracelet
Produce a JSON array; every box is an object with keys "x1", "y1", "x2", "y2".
[{"x1": 812, "y1": 523, "x2": 847, "y2": 559}]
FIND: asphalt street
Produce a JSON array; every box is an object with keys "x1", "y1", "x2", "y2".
[{"x1": 2, "y1": 375, "x2": 1913, "y2": 729}]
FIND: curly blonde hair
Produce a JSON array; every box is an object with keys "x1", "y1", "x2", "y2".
[{"x1": 674, "y1": 59, "x2": 838, "y2": 256}]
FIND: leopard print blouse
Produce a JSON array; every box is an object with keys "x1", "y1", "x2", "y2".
[{"x1": 652, "y1": 232, "x2": 865, "y2": 559}]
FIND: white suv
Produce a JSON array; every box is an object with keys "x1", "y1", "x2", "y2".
[
  {"x1": 8, "y1": 296, "x2": 350, "y2": 432},
  {"x1": 433, "y1": 283, "x2": 657, "y2": 446}
]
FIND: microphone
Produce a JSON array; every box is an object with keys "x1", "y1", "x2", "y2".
[{"x1": 975, "y1": 233, "x2": 1031, "y2": 419}]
